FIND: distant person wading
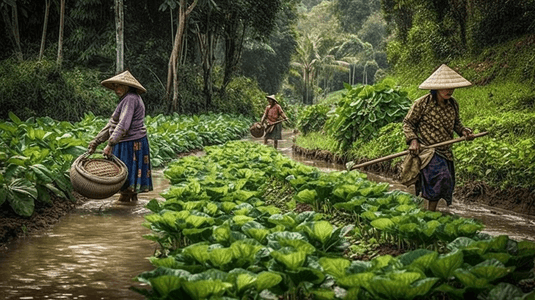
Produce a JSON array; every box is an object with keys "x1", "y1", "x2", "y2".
[{"x1": 261, "y1": 95, "x2": 288, "y2": 149}]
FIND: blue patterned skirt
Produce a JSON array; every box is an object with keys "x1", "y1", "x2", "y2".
[
  {"x1": 416, "y1": 154, "x2": 455, "y2": 205},
  {"x1": 112, "y1": 136, "x2": 153, "y2": 193}
]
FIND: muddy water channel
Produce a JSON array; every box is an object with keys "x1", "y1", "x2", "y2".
[
  {"x1": 0, "y1": 172, "x2": 169, "y2": 299},
  {"x1": 1, "y1": 130, "x2": 534, "y2": 299}
]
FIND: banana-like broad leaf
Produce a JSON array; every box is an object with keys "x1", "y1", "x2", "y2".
[{"x1": 36, "y1": 184, "x2": 52, "y2": 204}]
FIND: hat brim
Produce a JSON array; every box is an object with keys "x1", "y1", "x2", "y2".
[
  {"x1": 266, "y1": 95, "x2": 278, "y2": 103},
  {"x1": 101, "y1": 71, "x2": 147, "y2": 94},
  {"x1": 419, "y1": 64, "x2": 472, "y2": 90}
]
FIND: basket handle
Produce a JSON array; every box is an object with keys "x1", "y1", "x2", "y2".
[{"x1": 82, "y1": 150, "x2": 119, "y2": 162}]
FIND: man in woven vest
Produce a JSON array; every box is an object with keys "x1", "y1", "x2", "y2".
[{"x1": 403, "y1": 64, "x2": 474, "y2": 212}]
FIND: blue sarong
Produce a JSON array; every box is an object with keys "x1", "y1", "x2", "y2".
[
  {"x1": 112, "y1": 136, "x2": 153, "y2": 193},
  {"x1": 415, "y1": 153, "x2": 455, "y2": 205}
]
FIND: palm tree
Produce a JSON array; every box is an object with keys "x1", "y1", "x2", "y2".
[{"x1": 290, "y1": 34, "x2": 318, "y2": 104}]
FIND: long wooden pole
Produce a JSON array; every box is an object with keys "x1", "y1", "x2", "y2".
[{"x1": 350, "y1": 132, "x2": 489, "y2": 170}]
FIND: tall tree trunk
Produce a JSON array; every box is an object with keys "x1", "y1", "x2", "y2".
[
  {"x1": 221, "y1": 14, "x2": 246, "y2": 95},
  {"x1": 2, "y1": 3, "x2": 23, "y2": 60},
  {"x1": 197, "y1": 27, "x2": 215, "y2": 110},
  {"x1": 57, "y1": 0, "x2": 65, "y2": 67},
  {"x1": 166, "y1": 0, "x2": 198, "y2": 113},
  {"x1": 115, "y1": 0, "x2": 124, "y2": 73},
  {"x1": 39, "y1": 0, "x2": 51, "y2": 61},
  {"x1": 2, "y1": 6, "x2": 23, "y2": 60}
]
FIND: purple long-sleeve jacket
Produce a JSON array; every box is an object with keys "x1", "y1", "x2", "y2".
[{"x1": 93, "y1": 92, "x2": 147, "y2": 147}]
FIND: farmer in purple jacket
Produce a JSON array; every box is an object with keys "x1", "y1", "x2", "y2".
[{"x1": 87, "y1": 70, "x2": 153, "y2": 202}]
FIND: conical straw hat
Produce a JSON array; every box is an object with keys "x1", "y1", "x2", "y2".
[
  {"x1": 101, "y1": 70, "x2": 147, "y2": 94},
  {"x1": 419, "y1": 64, "x2": 472, "y2": 90},
  {"x1": 266, "y1": 95, "x2": 278, "y2": 103}
]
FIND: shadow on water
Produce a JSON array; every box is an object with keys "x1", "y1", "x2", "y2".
[
  {"x1": 249, "y1": 130, "x2": 535, "y2": 242},
  {"x1": 0, "y1": 170, "x2": 170, "y2": 300}
]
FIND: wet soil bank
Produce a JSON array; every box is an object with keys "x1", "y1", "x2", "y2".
[
  {"x1": 0, "y1": 193, "x2": 89, "y2": 250},
  {"x1": 292, "y1": 144, "x2": 535, "y2": 216}
]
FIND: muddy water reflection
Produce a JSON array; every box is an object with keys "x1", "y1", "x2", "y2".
[
  {"x1": 251, "y1": 130, "x2": 535, "y2": 242},
  {"x1": 0, "y1": 170, "x2": 169, "y2": 300}
]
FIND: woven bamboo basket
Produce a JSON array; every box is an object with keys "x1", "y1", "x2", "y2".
[
  {"x1": 70, "y1": 152, "x2": 128, "y2": 199},
  {"x1": 249, "y1": 122, "x2": 264, "y2": 138}
]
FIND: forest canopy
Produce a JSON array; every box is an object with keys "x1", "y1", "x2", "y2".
[{"x1": 1, "y1": 0, "x2": 534, "y2": 121}]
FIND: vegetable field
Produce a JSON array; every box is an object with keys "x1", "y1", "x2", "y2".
[
  {"x1": 136, "y1": 141, "x2": 535, "y2": 300},
  {"x1": 0, "y1": 112, "x2": 251, "y2": 217}
]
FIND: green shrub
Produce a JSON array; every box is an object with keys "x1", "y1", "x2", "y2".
[
  {"x1": 0, "y1": 58, "x2": 115, "y2": 122},
  {"x1": 213, "y1": 76, "x2": 266, "y2": 119},
  {"x1": 324, "y1": 81, "x2": 411, "y2": 151},
  {"x1": 297, "y1": 104, "x2": 330, "y2": 135}
]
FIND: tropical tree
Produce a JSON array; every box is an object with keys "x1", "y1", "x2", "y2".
[
  {"x1": 290, "y1": 33, "x2": 318, "y2": 104},
  {"x1": 165, "y1": 0, "x2": 199, "y2": 113}
]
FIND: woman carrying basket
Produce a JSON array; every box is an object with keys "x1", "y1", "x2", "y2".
[
  {"x1": 260, "y1": 95, "x2": 288, "y2": 149},
  {"x1": 87, "y1": 71, "x2": 153, "y2": 202}
]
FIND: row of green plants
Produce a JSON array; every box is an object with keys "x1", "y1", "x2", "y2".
[
  {"x1": 0, "y1": 112, "x2": 252, "y2": 217},
  {"x1": 136, "y1": 141, "x2": 535, "y2": 299},
  {"x1": 293, "y1": 78, "x2": 535, "y2": 189}
]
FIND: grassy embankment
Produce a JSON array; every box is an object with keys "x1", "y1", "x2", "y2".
[{"x1": 295, "y1": 35, "x2": 535, "y2": 192}]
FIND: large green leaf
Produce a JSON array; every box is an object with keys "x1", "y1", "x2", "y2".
[
  {"x1": 370, "y1": 218, "x2": 395, "y2": 231},
  {"x1": 294, "y1": 189, "x2": 317, "y2": 204},
  {"x1": 182, "y1": 279, "x2": 233, "y2": 299},
  {"x1": 453, "y1": 269, "x2": 490, "y2": 289},
  {"x1": 469, "y1": 259, "x2": 515, "y2": 282},
  {"x1": 399, "y1": 249, "x2": 438, "y2": 271},
  {"x1": 270, "y1": 250, "x2": 307, "y2": 271},
  {"x1": 255, "y1": 271, "x2": 282, "y2": 291},
  {"x1": 7, "y1": 178, "x2": 38, "y2": 217},
  {"x1": 230, "y1": 239, "x2": 264, "y2": 267},
  {"x1": 486, "y1": 282, "x2": 524, "y2": 300},
  {"x1": 242, "y1": 221, "x2": 270, "y2": 243},
  {"x1": 149, "y1": 275, "x2": 185, "y2": 297},
  {"x1": 319, "y1": 257, "x2": 350, "y2": 278},
  {"x1": 430, "y1": 249, "x2": 464, "y2": 280}
]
